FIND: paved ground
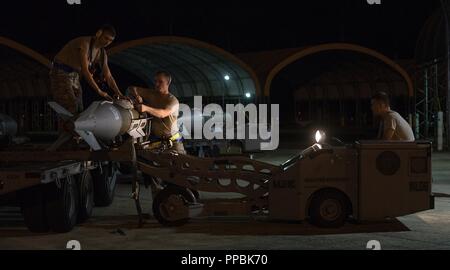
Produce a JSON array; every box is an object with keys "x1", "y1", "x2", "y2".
[{"x1": 1, "y1": 149, "x2": 450, "y2": 250}]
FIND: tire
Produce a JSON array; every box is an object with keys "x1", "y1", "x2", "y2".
[
  {"x1": 92, "y1": 162, "x2": 118, "y2": 207},
  {"x1": 77, "y1": 171, "x2": 94, "y2": 223},
  {"x1": 309, "y1": 190, "x2": 349, "y2": 228},
  {"x1": 45, "y1": 177, "x2": 80, "y2": 233},
  {"x1": 152, "y1": 185, "x2": 196, "y2": 227},
  {"x1": 18, "y1": 185, "x2": 49, "y2": 233}
]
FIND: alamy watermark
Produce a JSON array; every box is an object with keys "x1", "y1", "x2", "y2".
[
  {"x1": 178, "y1": 96, "x2": 279, "y2": 151},
  {"x1": 67, "y1": 0, "x2": 81, "y2": 5},
  {"x1": 366, "y1": 240, "x2": 382, "y2": 250},
  {"x1": 367, "y1": 0, "x2": 381, "y2": 5},
  {"x1": 66, "y1": 240, "x2": 81, "y2": 250}
]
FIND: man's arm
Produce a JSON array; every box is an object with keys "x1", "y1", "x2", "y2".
[
  {"x1": 141, "y1": 104, "x2": 178, "y2": 118},
  {"x1": 80, "y1": 43, "x2": 112, "y2": 101},
  {"x1": 138, "y1": 98, "x2": 179, "y2": 119},
  {"x1": 128, "y1": 86, "x2": 178, "y2": 118},
  {"x1": 382, "y1": 116, "x2": 396, "y2": 140},
  {"x1": 103, "y1": 53, "x2": 123, "y2": 97},
  {"x1": 383, "y1": 128, "x2": 395, "y2": 140},
  {"x1": 128, "y1": 86, "x2": 151, "y2": 103}
]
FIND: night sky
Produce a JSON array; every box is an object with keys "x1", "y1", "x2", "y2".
[{"x1": 0, "y1": 0, "x2": 442, "y2": 59}]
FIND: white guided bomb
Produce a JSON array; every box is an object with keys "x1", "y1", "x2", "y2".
[{"x1": 48, "y1": 99, "x2": 149, "y2": 151}]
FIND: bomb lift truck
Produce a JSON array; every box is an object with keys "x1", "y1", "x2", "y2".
[{"x1": 138, "y1": 132, "x2": 435, "y2": 228}]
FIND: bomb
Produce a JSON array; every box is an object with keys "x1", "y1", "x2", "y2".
[{"x1": 48, "y1": 99, "x2": 149, "y2": 151}]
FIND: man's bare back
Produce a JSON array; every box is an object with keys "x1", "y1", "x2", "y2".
[{"x1": 54, "y1": 36, "x2": 94, "y2": 72}]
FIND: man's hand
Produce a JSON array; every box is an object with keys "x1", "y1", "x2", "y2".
[
  {"x1": 114, "y1": 92, "x2": 129, "y2": 100},
  {"x1": 115, "y1": 92, "x2": 125, "y2": 98},
  {"x1": 135, "y1": 104, "x2": 147, "y2": 113},
  {"x1": 99, "y1": 91, "x2": 113, "y2": 101},
  {"x1": 129, "y1": 86, "x2": 144, "y2": 104}
]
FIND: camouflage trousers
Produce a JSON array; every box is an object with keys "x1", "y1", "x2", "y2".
[{"x1": 49, "y1": 69, "x2": 83, "y2": 114}]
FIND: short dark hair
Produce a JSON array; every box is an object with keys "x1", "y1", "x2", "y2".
[
  {"x1": 155, "y1": 70, "x2": 172, "y2": 84},
  {"x1": 98, "y1": 24, "x2": 116, "y2": 37},
  {"x1": 372, "y1": 91, "x2": 390, "y2": 106}
]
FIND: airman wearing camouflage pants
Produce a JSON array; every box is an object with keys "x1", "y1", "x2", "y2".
[{"x1": 50, "y1": 24, "x2": 124, "y2": 121}]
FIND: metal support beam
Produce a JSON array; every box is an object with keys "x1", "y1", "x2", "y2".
[
  {"x1": 440, "y1": 0, "x2": 450, "y2": 148},
  {"x1": 415, "y1": 58, "x2": 447, "y2": 148}
]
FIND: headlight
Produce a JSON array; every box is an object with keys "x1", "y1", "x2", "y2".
[{"x1": 315, "y1": 130, "x2": 326, "y2": 143}]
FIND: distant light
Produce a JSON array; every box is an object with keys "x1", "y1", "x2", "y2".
[
  {"x1": 224, "y1": 75, "x2": 230, "y2": 81},
  {"x1": 245, "y1": 92, "x2": 251, "y2": 98}
]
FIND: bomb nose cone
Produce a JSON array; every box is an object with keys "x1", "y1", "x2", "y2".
[{"x1": 74, "y1": 101, "x2": 126, "y2": 141}]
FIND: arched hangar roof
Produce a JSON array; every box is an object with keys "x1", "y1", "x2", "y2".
[
  {"x1": 108, "y1": 36, "x2": 260, "y2": 98},
  {"x1": 0, "y1": 37, "x2": 51, "y2": 98},
  {"x1": 238, "y1": 43, "x2": 414, "y2": 97}
]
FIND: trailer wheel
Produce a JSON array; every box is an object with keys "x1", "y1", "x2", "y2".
[
  {"x1": 153, "y1": 185, "x2": 196, "y2": 227},
  {"x1": 309, "y1": 190, "x2": 349, "y2": 228},
  {"x1": 77, "y1": 171, "x2": 94, "y2": 223},
  {"x1": 92, "y1": 162, "x2": 118, "y2": 207},
  {"x1": 18, "y1": 186, "x2": 49, "y2": 233},
  {"x1": 45, "y1": 176, "x2": 80, "y2": 233}
]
